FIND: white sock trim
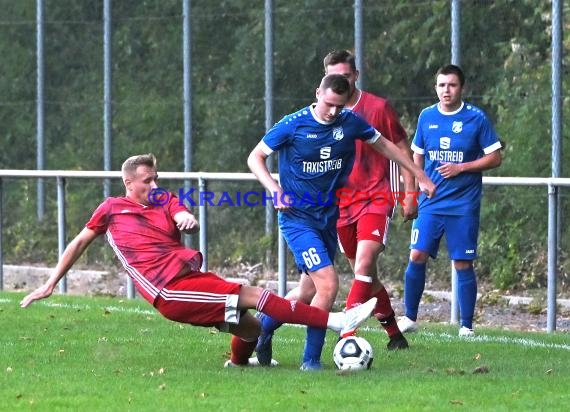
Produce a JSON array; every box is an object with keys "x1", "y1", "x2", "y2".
[{"x1": 354, "y1": 274, "x2": 373, "y2": 283}]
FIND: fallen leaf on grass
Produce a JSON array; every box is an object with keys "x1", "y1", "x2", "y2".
[
  {"x1": 473, "y1": 365, "x2": 490, "y2": 374},
  {"x1": 445, "y1": 368, "x2": 465, "y2": 375},
  {"x1": 336, "y1": 369, "x2": 356, "y2": 376}
]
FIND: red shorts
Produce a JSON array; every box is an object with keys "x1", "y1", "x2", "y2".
[
  {"x1": 337, "y1": 213, "x2": 390, "y2": 259},
  {"x1": 154, "y1": 271, "x2": 242, "y2": 327}
]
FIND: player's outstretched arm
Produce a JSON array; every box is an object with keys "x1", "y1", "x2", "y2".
[
  {"x1": 20, "y1": 228, "x2": 99, "y2": 308},
  {"x1": 371, "y1": 136, "x2": 436, "y2": 198},
  {"x1": 394, "y1": 139, "x2": 418, "y2": 221}
]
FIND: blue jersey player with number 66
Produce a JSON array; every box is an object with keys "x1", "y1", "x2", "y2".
[{"x1": 248, "y1": 74, "x2": 435, "y2": 370}]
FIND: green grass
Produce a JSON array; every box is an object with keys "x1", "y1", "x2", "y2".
[{"x1": 1, "y1": 291, "x2": 569, "y2": 412}]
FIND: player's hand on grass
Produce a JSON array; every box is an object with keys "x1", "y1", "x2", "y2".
[{"x1": 20, "y1": 283, "x2": 55, "y2": 308}]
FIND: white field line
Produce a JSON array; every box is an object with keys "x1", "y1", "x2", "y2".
[
  {"x1": 3, "y1": 296, "x2": 569, "y2": 351},
  {"x1": 0, "y1": 296, "x2": 157, "y2": 316},
  {"x1": 281, "y1": 324, "x2": 570, "y2": 351},
  {"x1": 420, "y1": 330, "x2": 570, "y2": 351}
]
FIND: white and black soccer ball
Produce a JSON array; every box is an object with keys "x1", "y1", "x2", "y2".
[{"x1": 333, "y1": 336, "x2": 374, "y2": 371}]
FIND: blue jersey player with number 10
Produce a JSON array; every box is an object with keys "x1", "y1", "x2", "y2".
[
  {"x1": 248, "y1": 74, "x2": 436, "y2": 370},
  {"x1": 397, "y1": 64, "x2": 502, "y2": 337}
]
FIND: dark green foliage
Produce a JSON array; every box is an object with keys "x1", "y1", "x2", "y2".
[{"x1": 0, "y1": 0, "x2": 568, "y2": 292}]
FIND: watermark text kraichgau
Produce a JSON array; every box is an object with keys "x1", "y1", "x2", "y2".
[{"x1": 146, "y1": 188, "x2": 423, "y2": 207}]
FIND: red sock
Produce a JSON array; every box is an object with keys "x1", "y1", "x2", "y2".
[
  {"x1": 373, "y1": 286, "x2": 400, "y2": 337},
  {"x1": 345, "y1": 275, "x2": 373, "y2": 310},
  {"x1": 230, "y1": 335, "x2": 257, "y2": 365},
  {"x1": 256, "y1": 289, "x2": 328, "y2": 328}
]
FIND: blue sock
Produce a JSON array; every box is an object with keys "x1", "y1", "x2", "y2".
[
  {"x1": 260, "y1": 314, "x2": 282, "y2": 334},
  {"x1": 302, "y1": 327, "x2": 326, "y2": 363},
  {"x1": 404, "y1": 261, "x2": 427, "y2": 321},
  {"x1": 456, "y1": 267, "x2": 477, "y2": 329}
]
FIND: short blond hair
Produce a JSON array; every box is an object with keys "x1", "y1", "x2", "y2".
[{"x1": 121, "y1": 153, "x2": 157, "y2": 178}]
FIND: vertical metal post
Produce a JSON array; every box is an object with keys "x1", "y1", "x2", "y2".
[
  {"x1": 57, "y1": 177, "x2": 67, "y2": 293},
  {"x1": 450, "y1": 0, "x2": 461, "y2": 66},
  {"x1": 547, "y1": 0, "x2": 563, "y2": 332},
  {"x1": 547, "y1": 184, "x2": 558, "y2": 332},
  {"x1": 264, "y1": 0, "x2": 275, "y2": 270},
  {"x1": 198, "y1": 177, "x2": 207, "y2": 271},
  {"x1": 449, "y1": 0, "x2": 461, "y2": 324},
  {"x1": 182, "y1": 0, "x2": 193, "y2": 248},
  {"x1": 36, "y1": 0, "x2": 45, "y2": 221},
  {"x1": 0, "y1": 179, "x2": 3, "y2": 290},
  {"x1": 278, "y1": 227, "x2": 287, "y2": 297},
  {"x1": 354, "y1": 0, "x2": 364, "y2": 89},
  {"x1": 103, "y1": 0, "x2": 112, "y2": 198},
  {"x1": 450, "y1": 264, "x2": 459, "y2": 324}
]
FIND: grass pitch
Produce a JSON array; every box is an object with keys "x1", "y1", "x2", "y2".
[{"x1": 1, "y1": 291, "x2": 569, "y2": 411}]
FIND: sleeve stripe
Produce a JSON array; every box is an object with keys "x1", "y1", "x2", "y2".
[
  {"x1": 389, "y1": 160, "x2": 401, "y2": 217},
  {"x1": 483, "y1": 141, "x2": 502, "y2": 154},
  {"x1": 259, "y1": 141, "x2": 274, "y2": 155}
]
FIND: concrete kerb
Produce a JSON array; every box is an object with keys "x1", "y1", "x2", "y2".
[{"x1": 3, "y1": 266, "x2": 568, "y2": 309}]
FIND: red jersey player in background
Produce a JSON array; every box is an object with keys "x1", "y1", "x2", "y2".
[
  {"x1": 20, "y1": 153, "x2": 377, "y2": 367},
  {"x1": 325, "y1": 50, "x2": 417, "y2": 350}
]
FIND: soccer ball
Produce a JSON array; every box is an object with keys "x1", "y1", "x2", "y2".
[{"x1": 333, "y1": 336, "x2": 374, "y2": 371}]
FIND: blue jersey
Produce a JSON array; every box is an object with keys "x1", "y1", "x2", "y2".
[
  {"x1": 411, "y1": 102, "x2": 501, "y2": 216},
  {"x1": 260, "y1": 104, "x2": 379, "y2": 229}
]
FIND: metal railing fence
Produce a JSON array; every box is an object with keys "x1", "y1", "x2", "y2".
[{"x1": 0, "y1": 170, "x2": 569, "y2": 332}]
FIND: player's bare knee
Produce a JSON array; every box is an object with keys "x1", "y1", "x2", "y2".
[{"x1": 409, "y1": 249, "x2": 429, "y2": 263}]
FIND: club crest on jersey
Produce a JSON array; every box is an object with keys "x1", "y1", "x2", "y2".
[
  {"x1": 439, "y1": 137, "x2": 451, "y2": 150},
  {"x1": 332, "y1": 127, "x2": 344, "y2": 141},
  {"x1": 452, "y1": 121, "x2": 463, "y2": 133}
]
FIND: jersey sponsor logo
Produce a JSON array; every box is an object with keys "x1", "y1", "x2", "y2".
[
  {"x1": 429, "y1": 124, "x2": 438, "y2": 129},
  {"x1": 452, "y1": 121, "x2": 463, "y2": 133},
  {"x1": 320, "y1": 146, "x2": 331, "y2": 159},
  {"x1": 465, "y1": 249, "x2": 475, "y2": 254},
  {"x1": 440, "y1": 137, "x2": 451, "y2": 149},
  {"x1": 427, "y1": 150, "x2": 464, "y2": 162},
  {"x1": 302, "y1": 158, "x2": 343, "y2": 173},
  {"x1": 332, "y1": 126, "x2": 344, "y2": 141},
  {"x1": 306, "y1": 133, "x2": 318, "y2": 139}
]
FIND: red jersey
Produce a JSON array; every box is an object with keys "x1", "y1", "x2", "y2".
[
  {"x1": 337, "y1": 91, "x2": 407, "y2": 226},
  {"x1": 86, "y1": 193, "x2": 202, "y2": 304}
]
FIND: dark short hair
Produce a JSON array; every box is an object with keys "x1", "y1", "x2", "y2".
[
  {"x1": 320, "y1": 74, "x2": 350, "y2": 95},
  {"x1": 436, "y1": 64, "x2": 465, "y2": 87},
  {"x1": 323, "y1": 49, "x2": 357, "y2": 72},
  {"x1": 121, "y1": 153, "x2": 157, "y2": 178}
]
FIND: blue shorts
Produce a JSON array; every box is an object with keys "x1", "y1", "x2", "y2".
[
  {"x1": 409, "y1": 213, "x2": 479, "y2": 260},
  {"x1": 279, "y1": 215, "x2": 338, "y2": 273}
]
